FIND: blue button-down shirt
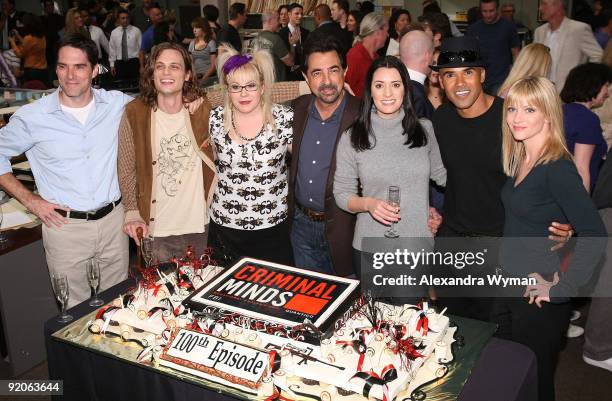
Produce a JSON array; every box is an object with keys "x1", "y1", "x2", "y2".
[
  {"x1": 0, "y1": 88, "x2": 132, "y2": 211},
  {"x1": 295, "y1": 96, "x2": 347, "y2": 212}
]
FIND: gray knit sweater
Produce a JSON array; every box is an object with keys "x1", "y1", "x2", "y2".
[{"x1": 333, "y1": 110, "x2": 446, "y2": 250}]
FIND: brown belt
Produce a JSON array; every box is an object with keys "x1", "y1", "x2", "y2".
[{"x1": 297, "y1": 203, "x2": 325, "y2": 222}]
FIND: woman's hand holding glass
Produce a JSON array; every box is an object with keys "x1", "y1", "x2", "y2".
[{"x1": 365, "y1": 197, "x2": 400, "y2": 226}]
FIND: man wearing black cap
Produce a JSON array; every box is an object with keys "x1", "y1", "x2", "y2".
[
  {"x1": 431, "y1": 36, "x2": 571, "y2": 320},
  {"x1": 432, "y1": 37, "x2": 506, "y2": 236},
  {"x1": 431, "y1": 36, "x2": 504, "y2": 322},
  {"x1": 432, "y1": 36, "x2": 505, "y2": 240}
]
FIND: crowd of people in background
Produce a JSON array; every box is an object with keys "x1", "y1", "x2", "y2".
[
  {"x1": 1, "y1": 1, "x2": 612, "y2": 400},
  {"x1": 0, "y1": 0, "x2": 610, "y2": 93}
]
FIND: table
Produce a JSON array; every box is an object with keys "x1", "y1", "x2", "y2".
[
  {"x1": 45, "y1": 281, "x2": 538, "y2": 401},
  {"x1": 0, "y1": 224, "x2": 58, "y2": 377}
]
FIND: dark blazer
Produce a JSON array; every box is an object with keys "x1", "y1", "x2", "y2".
[
  {"x1": 279, "y1": 25, "x2": 309, "y2": 80},
  {"x1": 288, "y1": 93, "x2": 361, "y2": 277},
  {"x1": 411, "y1": 80, "x2": 435, "y2": 120},
  {"x1": 309, "y1": 22, "x2": 353, "y2": 57}
]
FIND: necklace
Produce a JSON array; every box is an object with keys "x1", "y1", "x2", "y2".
[{"x1": 231, "y1": 110, "x2": 265, "y2": 143}]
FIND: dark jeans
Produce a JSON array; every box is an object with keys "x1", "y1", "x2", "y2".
[{"x1": 290, "y1": 207, "x2": 334, "y2": 274}]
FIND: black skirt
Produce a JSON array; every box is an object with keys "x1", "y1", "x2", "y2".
[{"x1": 208, "y1": 219, "x2": 294, "y2": 266}]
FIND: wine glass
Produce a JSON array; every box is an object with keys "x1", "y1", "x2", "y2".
[
  {"x1": 384, "y1": 186, "x2": 401, "y2": 239},
  {"x1": 141, "y1": 237, "x2": 153, "y2": 268},
  {"x1": 52, "y1": 273, "x2": 73, "y2": 323},
  {"x1": 86, "y1": 258, "x2": 104, "y2": 307}
]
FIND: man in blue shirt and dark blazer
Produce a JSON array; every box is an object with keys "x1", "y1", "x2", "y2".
[{"x1": 288, "y1": 36, "x2": 358, "y2": 276}]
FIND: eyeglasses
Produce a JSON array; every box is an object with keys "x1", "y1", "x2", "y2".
[
  {"x1": 437, "y1": 50, "x2": 480, "y2": 66},
  {"x1": 228, "y1": 82, "x2": 259, "y2": 93}
]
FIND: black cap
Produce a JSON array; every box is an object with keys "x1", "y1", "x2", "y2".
[{"x1": 430, "y1": 36, "x2": 486, "y2": 71}]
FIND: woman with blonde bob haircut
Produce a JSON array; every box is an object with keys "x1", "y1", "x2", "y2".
[
  {"x1": 495, "y1": 76, "x2": 606, "y2": 401},
  {"x1": 501, "y1": 76, "x2": 568, "y2": 175},
  {"x1": 207, "y1": 47, "x2": 295, "y2": 264},
  {"x1": 498, "y1": 43, "x2": 552, "y2": 98}
]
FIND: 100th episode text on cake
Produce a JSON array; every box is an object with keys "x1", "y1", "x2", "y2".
[{"x1": 160, "y1": 329, "x2": 268, "y2": 391}]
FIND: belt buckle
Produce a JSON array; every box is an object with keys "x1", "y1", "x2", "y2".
[{"x1": 86, "y1": 211, "x2": 94, "y2": 221}]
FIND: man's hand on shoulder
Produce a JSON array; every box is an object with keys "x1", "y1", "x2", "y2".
[
  {"x1": 184, "y1": 96, "x2": 206, "y2": 114},
  {"x1": 428, "y1": 207, "x2": 443, "y2": 236},
  {"x1": 548, "y1": 222, "x2": 574, "y2": 251}
]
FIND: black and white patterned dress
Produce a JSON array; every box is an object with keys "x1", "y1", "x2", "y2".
[{"x1": 209, "y1": 104, "x2": 293, "y2": 230}]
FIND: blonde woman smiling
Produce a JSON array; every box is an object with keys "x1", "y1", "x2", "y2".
[
  {"x1": 207, "y1": 48, "x2": 294, "y2": 264},
  {"x1": 495, "y1": 76, "x2": 605, "y2": 401}
]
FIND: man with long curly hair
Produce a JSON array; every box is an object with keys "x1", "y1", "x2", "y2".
[{"x1": 117, "y1": 42, "x2": 216, "y2": 261}]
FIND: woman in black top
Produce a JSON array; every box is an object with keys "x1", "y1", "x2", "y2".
[{"x1": 497, "y1": 76, "x2": 606, "y2": 401}]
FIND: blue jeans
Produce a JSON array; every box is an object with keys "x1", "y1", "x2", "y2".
[{"x1": 290, "y1": 207, "x2": 335, "y2": 275}]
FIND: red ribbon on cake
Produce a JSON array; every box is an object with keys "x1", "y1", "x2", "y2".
[
  {"x1": 336, "y1": 328, "x2": 371, "y2": 371},
  {"x1": 95, "y1": 306, "x2": 115, "y2": 320},
  {"x1": 416, "y1": 313, "x2": 429, "y2": 335},
  {"x1": 264, "y1": 389, "x2": 292, "y2": 401},
  {"x1": 147, "y1": 283, "x2": 163, "y2": 296},
  {"x1": 268, "y1": 350, "x2": 282, "y2": 374},
  {"x1": 337, "y1": 339, "x2": 367, "y2": 371}
]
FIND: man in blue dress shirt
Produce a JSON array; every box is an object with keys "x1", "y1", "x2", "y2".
[{"x1": 0, "y1": 34, "x2": 132, "y2": 307}]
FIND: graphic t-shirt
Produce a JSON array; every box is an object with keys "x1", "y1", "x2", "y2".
[{"x1": 152, "y1": 108, "x2": 205, "y2": 237}]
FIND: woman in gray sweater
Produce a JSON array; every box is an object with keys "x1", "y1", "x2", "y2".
[{"x1": 334, "y1": 57, "x2": 446, "y2": 278}]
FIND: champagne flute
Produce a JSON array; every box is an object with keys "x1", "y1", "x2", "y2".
[
  {"x1": 86, "y1": 258, "x2": 104, "y2": 307},
  {"x1": 141, "y1": 237, "x2": 153, "y2": 268},
  {"x1": 52, "y1": 273, "x2": 73, "y2": 323},
  {"x1": 384, "y1": 186, "x2": 401, "y2": 239}
]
